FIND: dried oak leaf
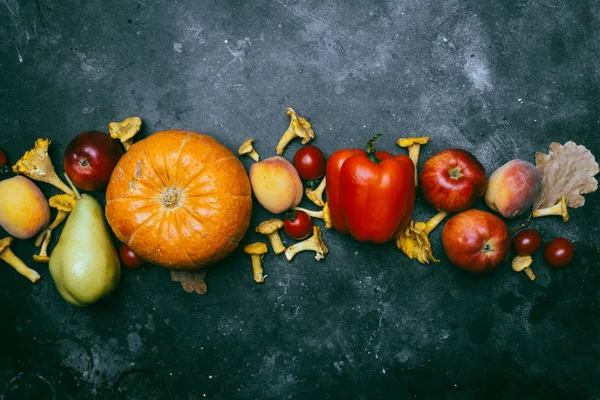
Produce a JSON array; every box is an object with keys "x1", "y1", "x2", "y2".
[
  {"x1": 534, "y1": 141, "x2": 599, "y2": 209},
  {"x1": 171, "y1": 270, "x2": 207, "y2": 295}
]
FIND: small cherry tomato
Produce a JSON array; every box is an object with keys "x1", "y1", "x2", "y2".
[
  {"x1": 544, "y1": 238, "x2": 575, "y2": 268},
  {"x1": 293, "y1": 145, "x2": 326, "y2": 180},
  {"x1": 0, "y1": 149, "x2": 6, "y2": 168},
  {"x1": 120, "y1": 243, "x2": 145, "y2": 269},
  {"x1": 512, "y1": 229, "x2": 542, "y2": 255},
  {"x1": 283, "y1": 210, "x2": 313, "y2": 240}
]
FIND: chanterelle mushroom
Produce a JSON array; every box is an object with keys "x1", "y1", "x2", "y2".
[
  {"x1": 12, "y1": 139, "x2": 74, "y2": 195},
  {"x1": 275, "y1": 108, "x2": 315, "y2": 155},
  {"x1": 256, "y1": 219, "x2": 285, "y2": 255},
  {"x1": 293, "y1": 204, "x2": 332, "y2": 229},
  {"x1": 0, "y1": 237, "x2": 40, "y2": 283},
  {"x1": 238, "y1": 138, "x2": 260, "y2": 162},
  {"x1": 109, "y1": 116, "x2": 142, "y2": 150},
  {"x1": 244, "y1": 242, "x2": 268, "y2": 283},
  {"x1": 532, "y1": 196, "x2": 569, "y2": 222},
  {"x1": 285, "y1": 226, "x2": 328, "y2": 261},
  {"x1": 396, "y1": 211, "x2": 448, "y2": 264},
  {"x1": 306, "y1": 177, "x2": 326, "y2": 207},
  {"x1": 512, "y1": 255, "x2": 536, "y2": 281},
  {"x1": 396, "y1": 137, "x2": 430, "y2": 187},
  {"x1": 34, "y1": 193, "x2": 77, "y2": 263}
]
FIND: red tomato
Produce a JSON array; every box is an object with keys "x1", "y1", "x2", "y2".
[
  {"x1": 512, "y1": 229, "x2": 542, "y2": 255},
  {"x1": 0, "y1": 150, "x2": 6, "y2": 168},
  {"x1": 284, "y1": 210, "x2": 313, "y2": 240},
  {"x1": 120, "y1": 243, "x2": 145, "y2": 269},
  {"x1": 293, "y1": 146, "x2": 326, "y2": 180},
  {"x1": 544, "y1": 238, "x2": 574, "y2": 268}
]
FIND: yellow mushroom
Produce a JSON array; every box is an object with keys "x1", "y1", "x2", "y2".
[
  {"x1": 305, "y1": 177, "x2": 326, "y2": 207},
  {"x1": 512, "y1": 255, "x2": 536, "y2": 281},
  {"x1": 33, "y1": 194, "x2": 77, "y2": 263},
  {"x1": 396, "y1": 136, "x2": 430, "y2": 187},
  {"x1": 12, "y1": 139, "x2": 74, "y2": 195},
  {"x1": 292, "y1": 204, "x2": 332, "y2": 229},
  {"x1": 256, "y1": 219, "x2": 285, "y2": 255},
  {"x1": 0, "y1": 237, "x2": 40, "y2": 283},
  {"x1": 284, "y1": 226, "x2": 328, "y2": 261},
  {"x1": 532, "y1": 196, "x2": 569, "y2": 222},
  {"x1": 396, "y1": 211, "x2": 448, "y2": 264},
  {"x1": 109, "y1": 116, "x2": 142, "y2": 150},
  {"x1": 275, "y1": 108, "x2": 315, "y2": 155},
  {"x1": 244, "y1": 242, "x2": 268, "y2": 283},
  {"x1": 238, "y1": 138, "x2": 260, "y2": 162}
]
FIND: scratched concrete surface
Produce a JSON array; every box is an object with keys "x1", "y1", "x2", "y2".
[{"x1": 1, "y1": 0, "x2": 599, "y2": 399}]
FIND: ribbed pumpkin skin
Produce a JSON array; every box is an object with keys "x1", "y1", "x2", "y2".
[{"x1": 105, "y1": 130, "x2": 252, "y2": 270}]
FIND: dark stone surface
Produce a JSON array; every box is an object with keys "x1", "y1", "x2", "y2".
[{"x1": 1, "y1": 0, "x2": 599, "y2": 398}]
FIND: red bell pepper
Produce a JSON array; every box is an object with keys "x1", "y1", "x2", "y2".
[{"x1": 325, "y1": 135, "x2": 416, "y2": 243}]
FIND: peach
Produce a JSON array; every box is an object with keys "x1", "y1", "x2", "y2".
[
  {"x1": 484, "y1": 159, "x2": 541, "y2": 218},
  {"x1": 249, "y1": 156, "x2": 303, "y2": 214},
  {"x1": 0, "y1": 176, "x2": 50, "y2": 239}
]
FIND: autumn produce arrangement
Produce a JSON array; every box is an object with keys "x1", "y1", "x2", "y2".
[{"x1": 0, "y1": 108, "x2": 598, "y2": 307}]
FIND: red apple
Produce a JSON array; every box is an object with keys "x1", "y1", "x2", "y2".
[
  {"x1": 441, "y1": 209, "x2": 510, "y2": 273},
  {"x1": 63, "y1": 131, "x2": 124, "y2": 191},
  {"x1": 420, "y1": 149, "x2": 487, "y2": 213}
]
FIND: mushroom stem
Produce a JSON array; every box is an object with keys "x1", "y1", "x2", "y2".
[
  {"x1": 532, "y1": 196, "x2": 569, "y2": 222},
  {"x1": 292, "y1": 204, "x2": 332, "y2": 229},
  {"x1": 0, "y1": 240, "x2": 40, "y2": 283},
  {"x1": 267, "y1": 233, "x2": 285, "y2": 255},
  {"x1": 397, "y1": 137, "x2": 430, "y2": 187},
  {"x1": 423, "y1": 211, "x2": 449, "y2": 234},
  {"x1": 512, "y1": 255, "x2": 536, "y2": 281},
  {"x1": 33, "y1": 230, "x2": 51, "y2": 263},
  {"x1": 250, "y1": 254, "x2": 264, "y2": 283},
  {"x1": 35, "y1": 210, "x2": 69, "y2": 247},
  {"x1": 306, "y1": 177, "x2": 326, "y2": 207}
]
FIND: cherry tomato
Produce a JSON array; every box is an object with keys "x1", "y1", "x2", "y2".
[
  {"x1": 0, "y1": 149, "x2": 6, "y2": 168},
  {"x1": 544, "y1": 238, "x2": 574, "y2": 268},
  {"x1": 293, "y1": 145, "x2": 326, "y2": 180},
  {"x1": 512, "y1": 229, "x2": 542, "y2": 255},
  {"x1": 283, "y1": 210, "x2": 313, "y2": 240},
  {"x1": 119, "y1": 243, "x2": 145, "y2": 269}
]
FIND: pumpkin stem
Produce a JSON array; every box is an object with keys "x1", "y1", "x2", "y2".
[{"x1": 161, "y1": 187, "x2": 181, "y2": 208}]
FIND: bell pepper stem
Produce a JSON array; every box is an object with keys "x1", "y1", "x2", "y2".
[{"x1": 366, "y1": 134, "x2": 383, "y2": 164}]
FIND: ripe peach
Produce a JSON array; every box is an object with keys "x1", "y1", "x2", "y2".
[
  {"x1": 484, "y1": 159, "x2": 541, "y2": 218},
  {"x1": 0, "y1": 176, "x2": 50, "y2": 239},
  {"x1": 249, "y1": 156, "x2": 303, "y2": 214}
]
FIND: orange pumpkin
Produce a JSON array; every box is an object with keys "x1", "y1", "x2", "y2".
[{"x1": 105, "y1": 130, "x2": 252, "y2": 270}]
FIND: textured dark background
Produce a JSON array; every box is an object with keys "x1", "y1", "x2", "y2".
[{"x1": 1, "y1": 0, "x2": 599, "y2": 399}]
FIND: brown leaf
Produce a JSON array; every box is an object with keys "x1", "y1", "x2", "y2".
[
  {"x1": 534, "y1": 141, "x2": 599, "y2": 209},
  {"x1": 171, "y1": 270, "x2": 208, "y2": 295}
]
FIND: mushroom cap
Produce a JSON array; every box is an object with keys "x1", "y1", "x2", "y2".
[
  {"x1": 0, "y1": 237, "x2": 14, "y2": 253},
  {"x1": 109, "y1": 116, "x2": 142, "y2": 143},
  {"x1": 511, "y1": 255, "x2": 533, "y2": 272},
  {"x1": 33, "y1": 255, "x2": 50, "y2": 263},
  {"x1": 238, "y1": 138, "x2": 256, "y2": 154},
  {"x1": 255, "y1": 219, "x2": 284, "y2": 234},
  {"x1": 397, "y1": 136, "x2": 430, "y2": 147},
  {"x1": 244, "y1": 242, "x2": 268, "y2": 255},
  {"x1": 49, "y1": 194, "x2": 77, "y2": 211}
]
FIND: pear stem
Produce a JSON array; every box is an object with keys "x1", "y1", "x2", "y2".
[{"x1": 63, "y1": 173, "x2": 81, "y2": 200}]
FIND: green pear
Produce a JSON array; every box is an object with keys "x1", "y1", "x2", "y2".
[{"x1": 49, "y1": 193, "x2": 121, "y2": 307}]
